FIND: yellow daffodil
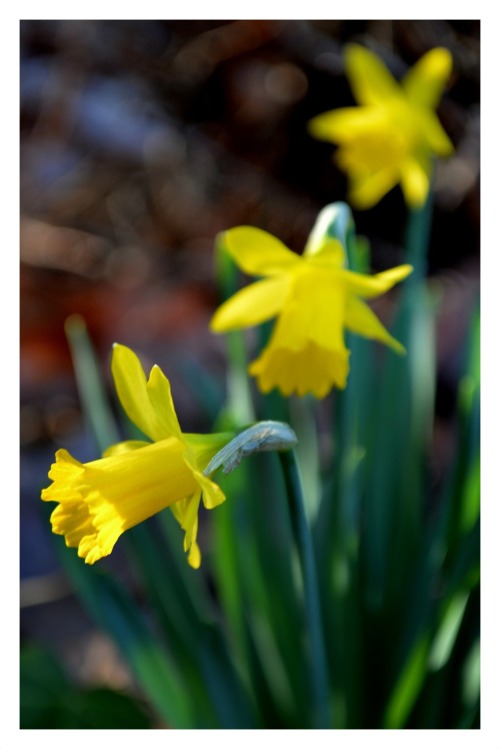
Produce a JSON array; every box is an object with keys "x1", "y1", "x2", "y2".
[
  {"x1": 41, "y1": 344, "x2": 232, "y2": 568},
  {"x1": 210, "y1": 219, "x2": 412, "y2": 398},
  {"x1": 308, "y1": 44, "x2": 454, "y2": 209}
]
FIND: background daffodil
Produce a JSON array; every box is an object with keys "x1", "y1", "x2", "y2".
[
  {"x1": 210, "y1": 217, "x2": 412, "y2": 398},
  {"x1": 41, "y1": 343, "x2": 232, "y2": 568},
  {"x1": 308, "y1": 44, "x2": 454, "y2": 209}
]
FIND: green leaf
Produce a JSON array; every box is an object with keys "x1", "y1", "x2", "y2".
[
  {"x1": 212, "y1": 453, "x2": 311, "y2": 727},
  {"x1": 428, "y1": 592, "x2": 469, "y2": 671},
  {"x1": 126, "y1": 518, "x2": 257, "y2": 728},
  {"x1": 384, "y1": 634, "x2": 431, "y2": 729},
  {"x1": 51, "y1": 531, "x2": 194, "y2": 728},
  {"x1": 64, "y1": 315, "x2": 120, "y2": 449}
]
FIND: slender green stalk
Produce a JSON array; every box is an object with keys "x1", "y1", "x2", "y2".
[
  {"x1": 404, "y1": 166, "x2": 435, "y2": 284},
  {"x1": 215, "y1": 233, "x2": 255, "y2": 426},
  {"x1": 279, "y1": 448, "x2": 331, "y2": 728}
]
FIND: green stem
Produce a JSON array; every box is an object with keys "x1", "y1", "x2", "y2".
[
  {"x1": 279, "y1": 448, "x2": 331, "y2": 728},
  {"x1": 215, "y1": 234, "x2": 255, "y2": 425},
  {"x1": 404, "y1": 166, "x2": 435, "y2": 285}
]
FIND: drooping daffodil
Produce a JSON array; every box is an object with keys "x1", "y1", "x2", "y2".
[
  {"x1": 210, "y1": 208, "x2": 412, "y2": 398},
  {"x1": 41, "y1": 343, "x2": 233, "y2": 569},
  {"x1": 308, "y1": 44, "x2": 454, "y2": 209}
]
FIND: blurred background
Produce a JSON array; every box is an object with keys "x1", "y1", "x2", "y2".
[{"x1": 20, "y1": 19, "x2": 479, "y2": 727}]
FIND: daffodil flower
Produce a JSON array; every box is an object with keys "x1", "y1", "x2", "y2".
[
  {"x1": 308, "y1": 44, "x2": 454, "y2": 209},
  {"x1": 210, "y1": 221, "x2": 412, "y2": 398},
  {"x1": 41, "y1": 344, "x2": 232, "y2": 568}
]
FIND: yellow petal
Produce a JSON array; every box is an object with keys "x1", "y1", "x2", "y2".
[
  {"x1": 344, "y1": 297, "x2": 406, "y2": 354},
  {"x1": 188, "y1": 541, "x2": 202, "y2": 569},
  {"x1": 180, "y1": 492, "x2": 201, "y2": 536},
  {"x1": 419, "y1": 110, "x2": 454, "y2": 156},
  {"x1": 148, "y1": 365, "x2": 184, "y2": 439},
  {"x1": 402, "y1": 47, "x2": 452, "y2": 111},
  {"x1": 345, "y1": 43, "x2": 402, "y2": 107},
  {"x1": 347, "y1": 165, "x2": 401, "y2": 209},
  {"x1": 308, "y1": 106, "x2": 386, "y2": 143},
  {"x1": 195, "y1": 469, "x2": 226, "y2": 509},
  {"x1": 182, "y1": 447, "x2": 227, "y2": 510},
  {"x1": 338, "y1": 264, "x2": 413, "y2": 298},
  {"x1": 222, "y1": 226, "x2": 300, "y2": 277},
  {"x1": 400, "y1": 155, "x2": 431, "y2": 208},
  {"x1": 175, "y1": 491, "x2": 203, "y2": 569},
  {"x1": 111, "y1": 344, "x2": 183, "y2": 443},
  {"x1": 210, "y1": 275, "x2": 290, "y2": 332}
]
